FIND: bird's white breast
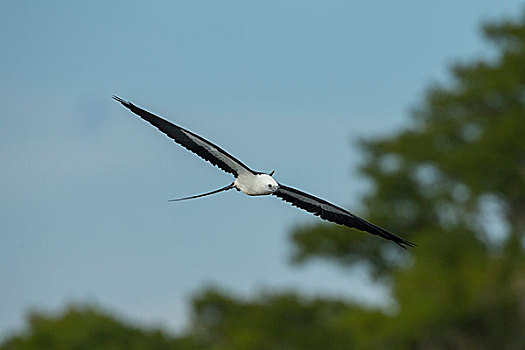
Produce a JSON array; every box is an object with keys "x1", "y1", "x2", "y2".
[{"x1": 234, "y1": 173, "x2": 278, "y2": 196}]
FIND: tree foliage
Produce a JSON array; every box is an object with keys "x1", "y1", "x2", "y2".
[
  {"x1": 186, "y1": 289, "x2": 356, "y2": 350},
  {"x1": 292, "y1": 12, "x2": 525, "y2": 274},
  {"x1": 0, "y1": 305, "x2": 197, "y2": 350},
  {"x1": 3, "y1": 11, "x2": 525, "y2": 350}
]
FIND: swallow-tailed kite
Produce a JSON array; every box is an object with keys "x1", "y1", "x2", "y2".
[{"x1": 113, "y1": 96, "x2": 414, "y2": 248}]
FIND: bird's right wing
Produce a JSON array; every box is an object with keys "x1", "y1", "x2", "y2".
[{"x1": 113, "y1": 96, "x2": 255, "y2": 177}]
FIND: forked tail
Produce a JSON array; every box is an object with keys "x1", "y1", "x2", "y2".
[{"x1": 168, "y1": 182, "x2": 235, "y2": 202}]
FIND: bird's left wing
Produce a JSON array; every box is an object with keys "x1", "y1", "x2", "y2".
[
  {"x1": 113, "y1": 96, "x2": 255, "y2": 177},
  {"x1": 272, "y1": 184, "x2": 415, "y2": 248}
]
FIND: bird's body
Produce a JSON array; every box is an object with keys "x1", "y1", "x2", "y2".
[
  {"x1": 235, "y1": 173, "x2": 278, "y2": 196},
  {"x1": 113, "y1": 96, "x2": 415, "y2": 248}
]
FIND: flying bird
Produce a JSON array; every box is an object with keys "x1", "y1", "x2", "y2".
[{"x1": 113, "y1": 96, "x2": 415, "y2": 248}]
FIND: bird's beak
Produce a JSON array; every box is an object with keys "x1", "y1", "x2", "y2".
[{"x1": 269, "y1": 170, "x2": 275, "y2": 176}]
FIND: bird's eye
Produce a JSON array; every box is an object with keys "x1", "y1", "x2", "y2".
[{"x1": 268, "y1": 184, "x2": 272, "y2": 188}]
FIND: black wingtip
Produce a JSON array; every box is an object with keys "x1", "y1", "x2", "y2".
[
  {"x1": 365, "y1": 220, "x2": 416, "y2": 249},
  {"x1": 112, "y1": 95, "x2": 132, "y2": 107},
  {"x1": 397, "y1": 238, "x2": 417, "y2": 249}
]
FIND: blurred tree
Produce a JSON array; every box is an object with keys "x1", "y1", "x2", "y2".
[
  {"x1": 185, "y1": 288, "x2": 357, "y2": 350},
  {"x1": 289, "y1": 11, "x2": 525, "y2": 349},
  {"x1": 3, "y1": 11, "x2": 525, "y2": 350},
  {"x1": 292, "y1": 12, "x2": 525, "y2": 278},
  {"x1": 0, "y1": 305, "x2": 198, "y2": 350}
]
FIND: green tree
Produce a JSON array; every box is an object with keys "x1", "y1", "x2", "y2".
[
  {"x1": 0, "y1": 305, "x2": 198, "y2": 350},
  {"x1": 185, "y1": 288, "x2": 357, "y2": 350}
]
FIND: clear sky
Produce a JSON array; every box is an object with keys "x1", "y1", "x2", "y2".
[{"x1": 1, "y1": 0, "x2": 522, "y2": 337}]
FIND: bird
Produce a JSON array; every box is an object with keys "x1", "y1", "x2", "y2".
[{"x1": 113, "y1": 96, "x2": 415, "y2": 248}]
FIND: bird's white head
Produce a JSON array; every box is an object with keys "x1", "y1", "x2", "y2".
[{"x1": 256, "y1": 173, "x2": 279, "y2": 195}]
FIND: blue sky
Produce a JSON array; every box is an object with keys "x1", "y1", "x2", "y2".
[{"x1": 1, "y1": 0, "x2": 522, "y2": 337}]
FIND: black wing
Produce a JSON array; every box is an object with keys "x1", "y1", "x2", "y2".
[
  {"x1": 113, "y1": 96, "x2": 254, "y2": 177},
  {"x1": 273, "y1": 184, "x2": 415, "y2": 248}
]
